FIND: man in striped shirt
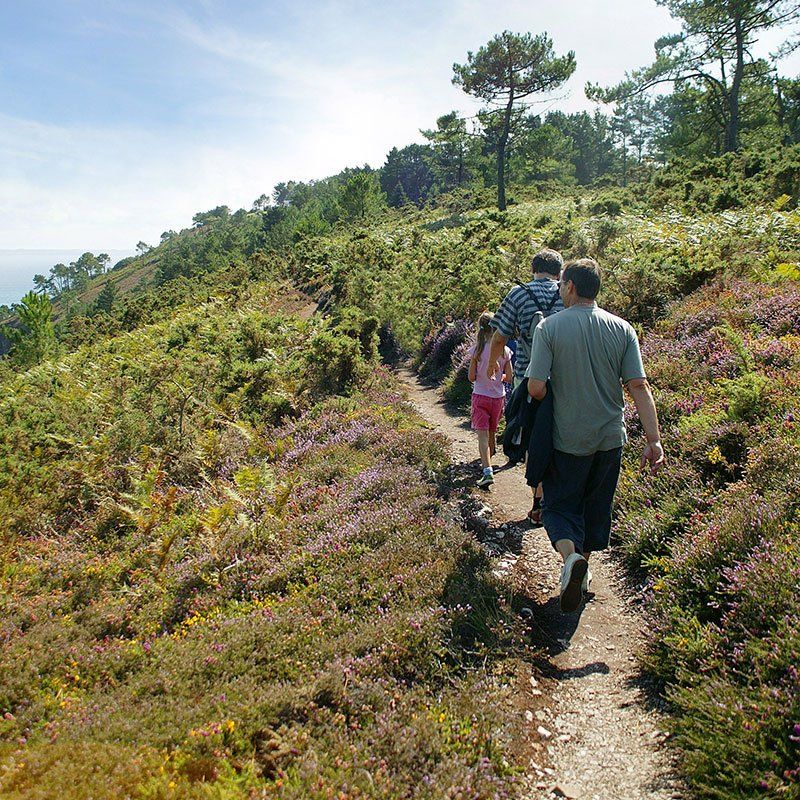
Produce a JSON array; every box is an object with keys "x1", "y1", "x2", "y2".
[{"x1": 487, "y1": 248, "x2": 564, "y2": 388}]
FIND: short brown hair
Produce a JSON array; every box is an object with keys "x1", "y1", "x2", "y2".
[
  {"x1": 562, "y1": 258, "x2": 601, "y2": 299},
  {"x1": 531, "y1": 248, "x2": 563, "y2": 277}
]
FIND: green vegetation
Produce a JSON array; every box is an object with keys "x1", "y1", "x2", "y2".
[
  {"x1": 5, "y1": 181, "x2": 799, "y2": 797},
  {"x1": 4, "y1": 4, "x2": 800, "y2": 796},
  {"x1": 0, "y1": 279, "x2": 527, "y2": 798}
]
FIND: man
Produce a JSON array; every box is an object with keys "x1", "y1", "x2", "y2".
[
  {"x1": 487, "y1": 247, "x2": 564, "y2": 515},
  {"x1": 487, "y1": 248, "x2": 564, "y2": 390},
  {"x1": 526, "y1": 258, "x2": 664, "y2": 613}
]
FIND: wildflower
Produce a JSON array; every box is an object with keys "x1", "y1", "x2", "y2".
[{"x1": 706, "y1": 446, "x2": 725, "y2": 465}]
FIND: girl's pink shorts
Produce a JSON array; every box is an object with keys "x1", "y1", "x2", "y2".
[{"x1": 471, "y1": 393, "x2": 504, "y2": 432}]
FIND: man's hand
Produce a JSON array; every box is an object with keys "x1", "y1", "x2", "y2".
[
  {"x1": 627, "y1": 378, "x2": 664, "y2": 475},
  {"x1": 641, "y1": 441, "x2": 665, "y2": 474},
  {"x1": 528, "y1": 379, "x2": 547, "y2": 400}
]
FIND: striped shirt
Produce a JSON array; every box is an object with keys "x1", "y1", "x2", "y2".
[{"x1": 490, "y1": 278, "x2": 563, "y2": 378}]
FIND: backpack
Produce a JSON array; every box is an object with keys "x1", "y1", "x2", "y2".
[{"x1": 515, "y1": 281, "x2": 560, "y2": 360}]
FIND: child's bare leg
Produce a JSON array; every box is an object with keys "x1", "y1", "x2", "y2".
[
  {"x1": 489, "y1": 430, "x2": 496, "y2": 457},
  {"x1": 477, "y1": 430, "x2": 491, "y2": 469}
]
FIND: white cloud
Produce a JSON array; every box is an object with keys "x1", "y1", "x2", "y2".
[
  {"x1": 0, "y1": 113, "x2": 292, "y2": 248},
  {"x1": 4, "y1": 0, "x2": 800, "y2": 251},
  {"x1": 1, "y1": 2, "x2": 662, "y2": 247}
]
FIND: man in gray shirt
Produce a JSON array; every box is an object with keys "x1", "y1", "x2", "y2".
[{"x1": 526, "y1": 258, "x2": 665, "y2": 612}]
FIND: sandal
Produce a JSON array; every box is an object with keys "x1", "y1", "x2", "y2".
[{"x1": 527, "y1": 497, "x2": 542, "y2": 525}]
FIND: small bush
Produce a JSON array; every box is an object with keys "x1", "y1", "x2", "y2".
[{"x1": 416, "y1": 320, "x2": 473, "y2": 383}]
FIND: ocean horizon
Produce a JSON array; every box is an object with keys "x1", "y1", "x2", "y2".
[{"x1": 0, "y1": 248, "x2": 135, "y2": 307}]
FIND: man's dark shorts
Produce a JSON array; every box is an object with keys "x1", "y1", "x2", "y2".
[{"x1": 541, "y1": 447, "x2": 623, "y2": 554}]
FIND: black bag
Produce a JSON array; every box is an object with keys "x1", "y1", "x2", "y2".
[{"x1": 502, "y1": 378, "x2": 537, "y2": 463}]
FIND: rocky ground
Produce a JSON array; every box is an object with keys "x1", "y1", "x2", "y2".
[{"x1": 399, "y1": 368, "x2": 682, "y2": 800}]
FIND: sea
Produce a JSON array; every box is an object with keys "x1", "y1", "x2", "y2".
[{"x1": 0, "y1": 249, "x2": 135, "y2": 308}]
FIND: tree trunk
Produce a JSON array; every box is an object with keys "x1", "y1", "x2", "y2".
[
  {"x1": 497, "y1": 139, "x2": 506, "y2": 210},
  {"x1": 621, "y1": 131, "x2": 628, "y2": 187},
  {"x1": 726, "y1": 15, "x2": 745, "y2": 152},
  {"x1": 775, "y1": 75, "x2": 790, "y2": 145},
  {"x1": 497, "y1": 97, "x2": 514, "y2": 211}
]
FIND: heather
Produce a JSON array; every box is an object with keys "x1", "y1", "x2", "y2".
[
  {"x1": 0, "y1": 282, "x2": 525, "y2": 798},
  {"x1": 4, "y1": 190, "x2": 800, "y2": 799},
  {"x1": 614, "y1": 278, "x2": 800, "y2": 799}
]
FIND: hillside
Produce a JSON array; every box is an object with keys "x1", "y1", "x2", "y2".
[{"x1": 1, "y1": 187, "x2": 799, "y2": 799}]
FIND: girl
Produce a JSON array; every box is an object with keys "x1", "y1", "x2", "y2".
[{"x1": 468, "y1": 312, "x2": 513, "y2": 488}]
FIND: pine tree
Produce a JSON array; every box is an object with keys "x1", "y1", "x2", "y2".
[
  {"x1": 453, "y1": 31, "x2": 576, "y2": 210},
  {"x1": 5, "y1": 291, "x2": 58, "y2": 367}
]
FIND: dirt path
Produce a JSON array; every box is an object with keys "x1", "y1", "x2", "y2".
[{"x1": 399, "y1": 369, "x2": 681, "y2": 800}]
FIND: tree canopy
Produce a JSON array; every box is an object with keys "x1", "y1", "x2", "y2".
[
  {"x1": 588, "y1": 0, "x2": 800, "y2": 152},
  {"x1": 4, "y1": 291, "x2": 57, "y2": 367},
  {"x1": 453, "y1": 31, "x2": 576, "y2": 209}
]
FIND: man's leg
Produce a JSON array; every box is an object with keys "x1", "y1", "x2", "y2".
[
  {"x1": 582, "y1": 447, "x2": 623, "y2": 555},
  {"x1": 554, "y1": 538, "x2": 576, "y2": 562},
  {"x1": 541, "y1": 451, "x2": 593, "y2": 612},
  {"x1": 529, "y1": 482, "x2": 543, "y2": 523},
  {"x1": 579, "y1": 448, "x2": 623, "y2": 594},
  {"x1": 541, "y1": 451, "x2": 591, "y2": 554}
]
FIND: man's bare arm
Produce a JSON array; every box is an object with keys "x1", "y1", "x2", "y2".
[
  {"x1": 486, "y1": 331, "x2": 508, "y2": 379},
  {"x1": 626, "y1": 377, "x2": 665, "y2": 474}
]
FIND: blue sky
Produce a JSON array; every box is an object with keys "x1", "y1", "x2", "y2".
[{"x1": 1, "y1": 0, "x2": 799, "y2": 250}]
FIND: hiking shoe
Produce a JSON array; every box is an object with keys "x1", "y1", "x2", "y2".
[
  {"x1": 559, "y1": 553, "x2": 588, "y2": 613},
  {"x1": 476, "y1": 472, "x2": 494, "y2": 489},
  {"x1": 582, "y1": 568, "x2": 593, "y2": 593}
]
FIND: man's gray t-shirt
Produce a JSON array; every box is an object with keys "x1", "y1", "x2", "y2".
[{"x1": 525, "y1": 304, "x2": 646, "y2": 456}]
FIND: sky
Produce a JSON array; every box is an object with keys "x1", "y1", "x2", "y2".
[{"x1": 2, "y1": 0, "x2": 800, "y2": 253}]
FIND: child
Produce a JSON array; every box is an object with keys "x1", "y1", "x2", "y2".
[{"x1": 468, "y1": 312, "x2": 513, "y2": 488}]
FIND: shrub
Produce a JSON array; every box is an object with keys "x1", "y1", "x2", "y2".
[
  {"x1": 544, "y1": 218, "x2": 587, "y2": 256},
  {"x1": 588, "y1": 192, "x2": 624, "y2": 216},
  {"x1": 416, "y1": 320, "x2": 473, "y2": 383},
  {"x1": 613, "y1": 276, "x2": 800, "y2": 798}
]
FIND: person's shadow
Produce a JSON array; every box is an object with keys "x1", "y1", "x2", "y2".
[{"x1": 512, "y1": 591, "x2": 610, "y2": 683}]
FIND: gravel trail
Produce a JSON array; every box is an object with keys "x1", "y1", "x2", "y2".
[{"x1": 398, "y1": 368, "x2": 681, "y2": 800}]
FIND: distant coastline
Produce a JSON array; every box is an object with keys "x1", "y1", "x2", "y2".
[{"x1": 0, "y1": 249, "x2": 135, "y2": 307}]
